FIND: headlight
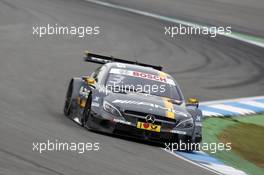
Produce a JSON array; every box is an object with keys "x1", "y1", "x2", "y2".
[
  {"x1": 103, "y1": 101, "x2": 122, "y2": 117},
  {"x1": 176, "y1": 118, "x2": 194, "y2": 128}
]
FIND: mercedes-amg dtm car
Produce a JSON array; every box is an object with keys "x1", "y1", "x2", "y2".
[{"x1": 64, "y1": 52, "x2": 202, "y2": 145}]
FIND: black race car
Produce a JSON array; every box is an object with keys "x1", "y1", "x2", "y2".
[{"x1": 64, "y1": 52, "x2": 202, "y2": 145}]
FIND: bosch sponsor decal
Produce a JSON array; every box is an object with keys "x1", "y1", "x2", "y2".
[
  {"x1": 133, "y1": 71, "x2": 166, "y2": 83},
  {"x1": 109, "y1": 68, "x2": 175, "y2": 85}
]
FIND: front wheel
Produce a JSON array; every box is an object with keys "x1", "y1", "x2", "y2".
[
  {"x1": 64, "y1": 81, "x2": 73, "y2": 116},
  {"x1": 83, "y1": 94, "x2": 92, "y2": 127}
]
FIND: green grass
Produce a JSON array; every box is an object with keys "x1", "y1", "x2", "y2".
[
  {"x1": 202, "y1": 115, "x2": 264, "y2": 175},
  {"x1": 236, "y1": 115, "x2": 264, "y2": 127},
  {"x1": 220, "y1": 123, "x2": 264, "y2": 168}
]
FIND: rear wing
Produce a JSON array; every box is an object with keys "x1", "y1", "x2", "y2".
[{"x1": 84, "y1": 51, "x2": 163, "y2": 71}]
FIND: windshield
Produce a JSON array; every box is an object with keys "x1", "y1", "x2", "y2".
[{"x1": 105, "y1": 68, "x2": 183, "y2": 100}]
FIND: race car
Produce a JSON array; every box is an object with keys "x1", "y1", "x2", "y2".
[{"x1": 63, "y1": 52, "x2": 202, "y2": 146}]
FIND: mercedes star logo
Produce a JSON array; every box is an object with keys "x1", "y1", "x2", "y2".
[{"x1": 145, "y1": 114, "x2": 155, "y2": 124}]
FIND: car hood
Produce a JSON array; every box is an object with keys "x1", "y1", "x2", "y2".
[{"x1": 104, "y1": 92, "x2": 191, "y2": 120}]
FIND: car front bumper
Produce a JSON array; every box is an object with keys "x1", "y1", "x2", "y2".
[{"x1": 88, "y1": 110, "x2": 202, "y2": 143}]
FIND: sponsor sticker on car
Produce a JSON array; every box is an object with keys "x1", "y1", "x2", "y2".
[
  {"x1": 136, "y1": 122, "x2": 161, "y2": 132},
  {"x1": 109, "y1": 68, "x2": 175, "y2": 85}
]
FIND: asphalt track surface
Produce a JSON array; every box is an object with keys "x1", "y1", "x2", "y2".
[
  {"x1": 100, "y1": 0, "x2": 264, "y2": 37},
  {"x1": 0, "y1": 0, "x2": 263, "y2": 175}
]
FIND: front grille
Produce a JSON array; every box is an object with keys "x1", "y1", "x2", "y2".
[{"x1": 124, "y1": 110, "x2": 177, "y2": 129}]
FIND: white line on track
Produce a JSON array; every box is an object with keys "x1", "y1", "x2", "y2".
[{"x1": 84, "y1": 0, "x2": 264, "y2": 48}]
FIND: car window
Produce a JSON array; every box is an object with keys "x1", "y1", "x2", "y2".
[{"x1": 106, "y1": 68, "x2": 183, "y2": 100}]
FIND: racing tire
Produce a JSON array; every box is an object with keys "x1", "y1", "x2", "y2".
[
  {"x1": 83, "y1": 94, "x2": 92, "y2": 128},
  {"x1": 64, "y1": 80, "x2": 73, "y2": 116}
]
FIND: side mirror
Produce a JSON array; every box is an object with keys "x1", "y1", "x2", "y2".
[
  {"x1": 82, "y1": 76, "x2": 95, "y2": 85},
  {"x1": 186, "y1": 98, "x2": 199, "y2": 108}
]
